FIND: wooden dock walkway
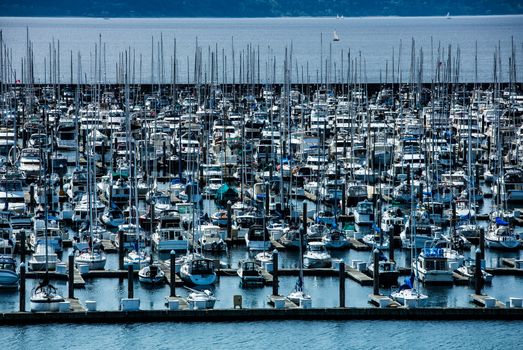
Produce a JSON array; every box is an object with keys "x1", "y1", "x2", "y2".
[
  {"x1": 267, "y1": 295, "x2": 298, "y2": 309},
  {"x1": 368, "y1": 294, "x2": 401, "y2": 308},
  {"x1": 66, "y1": 298, "x2": 87, "y2": 312},
  {"x1": 345, "y1": 266, "x2": 373, "y2": 285},
  {"x1": 166, "y1": 297, "x2": 189, "y2": 310},
  {"x1": 349, "y1": 238, "x2": 371, "y2": 251},
  {"x1": 470, "y1": 294, "x2": 506, "y2": 308},
  {"x1": 159, "y1": 263, "x2": 184, "y2": 286},
  {"x1": 100, "y1": 240, "x2": 117, "y2": 253}
]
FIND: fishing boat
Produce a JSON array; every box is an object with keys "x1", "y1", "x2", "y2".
[
  {"x1": 138, "y1": 263, "x2": 166, "y2": 284},
  {"x1": 237, "y1": 260, "x2": 264, "y2": 287},
  {"x1": 0, "y1": 256, "x2": 18, "y2": 288}
]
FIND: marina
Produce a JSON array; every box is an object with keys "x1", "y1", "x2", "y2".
[{"x1": 0, "y1": 15, "x2": 522, "y2": 330}]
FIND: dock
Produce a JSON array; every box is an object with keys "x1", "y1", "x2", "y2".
[
  {"x1": 2, "y1": 307, "x2": 523, "y2": 325},
  {"x1": 349, "y1": 238, "x2": 371, "y2": 251},
  {"x1": 159, "y1": 263, "x2": 184, "y2": 286},
  {"x1": 67, "y1": 298, "x2": 87, "y2": 312},
  {"x1": 368, "y1": 294, "x2": 401, "y2": 308},
  {"x1": 166, "y1": 297, "x2": 189, "y2": 310},
  {"x1": 470, "y1": 294, "x2": 506, "y2": 308},
  {"x1": 100, "y1": 240, "x2": 118, "y2": 253},
  {"x1": 267, "y1": 295, "x2": 298, "y2": 309},
  {"x1": 345, "y1": 266, "x2": 373, "y2": 285}
]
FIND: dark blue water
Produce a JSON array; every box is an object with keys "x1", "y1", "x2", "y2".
[
  {"x1": 1, "y1": 320, "x2": 521, "y2": 349},
  {"x1": 1, "y1": 16, "x2": 522, "y2": 83}
]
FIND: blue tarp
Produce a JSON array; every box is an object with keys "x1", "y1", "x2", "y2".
[{"x1": 495, "y1": 217, "x2": 509, "y2": 226}]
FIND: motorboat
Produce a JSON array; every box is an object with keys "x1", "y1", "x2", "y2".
[
  {"x1": 0, "y1": 256, "x2": 18, "y2": 288},
  {"x1": 138, "y1": 263, "x2": 166, "y2": 284},
  {"x1": 415, "y1": 247, "x2": 454, "y2": 284},
  {"x1": 237, "y1": 260, "x2": 264, "y2": 287},
  {"x1": 179, "y1": 254, "x2": 217, "y2": 286},
  {"x1": 455, "y1": 258, "x2": 493, "y2": 284},
  {"x1": 186, "y1": 288, "x2": 217, "y2": 309},
  {"x1": 303, "y1": 242, "x2": 332, "y2": 268},
  {"x1": 198, "y1": 224, "x2": 226, "y2": 251},
  {"x1": 245, "y1": 225, "x2": 271, "y2": 251},
  {"x1": 124, "y1": 250, "x2": 151, "y2": 270},
  {"x1": 28, "y1": 244, "x2": 59, "y2": 271},
  {"x1": 367, "y1": 254, "x2": 400, "y2": 287}
]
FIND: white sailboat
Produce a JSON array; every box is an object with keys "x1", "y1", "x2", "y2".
[
  {"x1": 30, "y1": 175, "x2": 64, "y2": 311},
  {"x1": 333, "y1": 30, "x2": 340, "y2": 42}
]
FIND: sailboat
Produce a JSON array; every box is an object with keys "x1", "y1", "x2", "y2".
[
  {"x1": 391, "y1": 167, "x2": 428, "y2": 307},
  {"x1": 30, "y1": 176, "x2": 64, "y2": 311},
  {"x1": 287, "y1": 219, "x2": 312, "y2": 306},
  {"x1": 74, "y1": 128, "x2": 106, "y2": 270},
  {"x1": 333, "y1": 30, "x2": 340, "y2": 42}
]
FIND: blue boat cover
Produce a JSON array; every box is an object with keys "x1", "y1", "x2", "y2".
[
  {"x1": 495, "y1": 217, "x2": 509, "y2": 226},
  {"x1": 423, "y1": 247, "x2": 444, "y2": 258}
]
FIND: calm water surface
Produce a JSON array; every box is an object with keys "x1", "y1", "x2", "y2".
[{"x1": 1, "y1": 16, "x2": 522, "y2": 83}]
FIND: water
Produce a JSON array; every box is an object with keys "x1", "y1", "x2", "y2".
[
  {"x1": 1, "y1": 320, "x2": 521, "y2": 349},
  {"x1": 1, "y1": 16, "x2": 522, "y2": 84}
]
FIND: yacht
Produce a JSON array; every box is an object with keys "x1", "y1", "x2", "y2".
[
  {"x1": 353, "y1": 200, "x2": 374, "y2": 239},
  {"x1": 198, "y1": 224, "x2": 226, "y2": 252},
  {"x1": 303, "y1": 242, "x2": 332, "y2": 268},
  {"x1": 75, "y1": 249, "x2": 107, "y2": 270},
  {"x1": 245, "y1": 225, "x2": 271, "y2": 251},
  {"x1": 415, "y1": 247, "x2": 454, "y2": 284}
]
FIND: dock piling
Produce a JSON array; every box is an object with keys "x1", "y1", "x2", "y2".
[
  {"x1": 272, "y1": 249, "x2": 279, "y2": 296},
  {"x1": 68, "y1": 253, "x2": 74, "y2": 299},
  {"x1": 128, "y1": 264, "x2": 134, "y2": 299},
  {"x1": 479, "y1": 228, "x2": 485, "y2": 260},
  {"x1": 118, "y1": 230, "x2": 124, "y2": 270},
  {"x1": 227, "y1": 201, "x2": 232, "y2": 241},
  {"x1": 170, "y1": 250, "x2": 176, "y2": 297},
  {"x1": 20, "y1": 230, "x2": 26, "y2": 263},
  {"x1": 19, "y1": 262, "x2": 26, "y2": 312},
  {"x1": 373, "y1": 249, "x2": 380, "y2": 295},
  {"x1": 474, "y1": 248, "x2": 483, "y2": 295},
  {"x1": 388, "y1": 228, "x2": 394, "y2": 262},
  {"x1": 339, "y1": 260, "x2": 345, "y2": 308}
]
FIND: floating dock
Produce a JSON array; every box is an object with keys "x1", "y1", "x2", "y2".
[
  {"x1": 469, "y1": 294, "x2": 506, "y2": 308},
  {"x1": 2, "y1": 307, "x2": 522, "y2": 324}
]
